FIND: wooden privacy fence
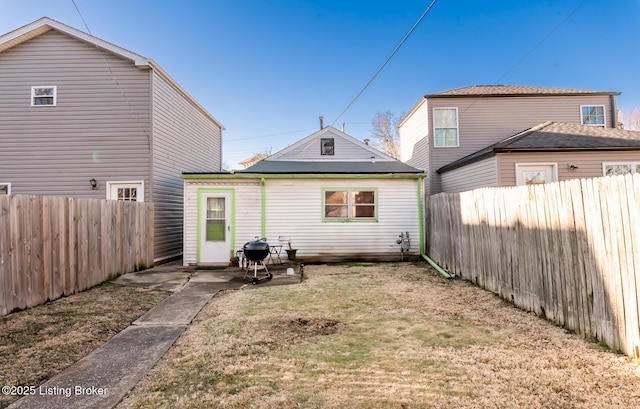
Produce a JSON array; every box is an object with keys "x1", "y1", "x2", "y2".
[
  {"x1": 0, "y1": 195, "x2": 154, "y2": 316},
  {"x1": 429, "y1": 174, "x2": 640, "y2": 357}
]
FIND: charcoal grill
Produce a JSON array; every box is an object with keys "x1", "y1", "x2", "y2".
[{"x1": 243, "y1": 238, "x2": 273, "y2": 284}]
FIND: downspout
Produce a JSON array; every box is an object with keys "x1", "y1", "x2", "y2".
[
  {"x1": 611, "y1": 94, "x2": 618, "y2": 128},
  {"x1": 261, "y1": 178, "x2": 266, "y2": 238},
  {"x1": 417, "y1": 175, "x2": 452, "y2": 279}
]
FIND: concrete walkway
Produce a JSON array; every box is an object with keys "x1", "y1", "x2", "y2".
[{"x1": 8, "y1": 262, "x2": 301, "y2": 409}]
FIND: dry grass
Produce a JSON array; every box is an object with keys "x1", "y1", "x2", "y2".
[
  {"x1": 0, "y1": 282, "x2": 169, "y2": 409},
  {"x1": 117, "y1": 263, "x2": 640, "y2": 409}
]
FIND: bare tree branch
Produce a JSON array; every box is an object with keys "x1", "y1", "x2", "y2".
[
  {"x1": 618, "y1": 108, "x2": 640, "y2": 130},
  {"x1": 370, "y1": 111, "x2": 404, "y2": 159}
]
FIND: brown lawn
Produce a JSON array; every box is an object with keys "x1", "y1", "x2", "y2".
[{"x1": 117, "y1": 263, "x2": 640, "y2": 409}]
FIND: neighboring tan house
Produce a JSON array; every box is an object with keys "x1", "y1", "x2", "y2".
[
  {"x1": 399, "y1": 85, "x2": 620, "y2": 195},
  {"x1": 182, "y1": 126, "x2": 425, "y2": 265},
  {"x1": 437, "y1": 121, "x2": 640, "y2": 191},
  {"x1": 0, "y1": 17, "x2": 224, "y2": 262}
]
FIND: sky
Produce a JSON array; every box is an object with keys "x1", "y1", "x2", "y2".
[{"x1": 2, "y1": 0, "x2": 640, "y2": 169}]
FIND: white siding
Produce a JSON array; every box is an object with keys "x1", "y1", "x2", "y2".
[
  {"x1": 183, "y1": 179, "x2": 261, "y2": 265},
  {"x1": 272, "y1": 128, "x2": 392, "y2": 162},
  {"x1": 440, "y1": 156, "x2": 498, "y2": 193},
  {"x1": 264, "y1": 178, "x2": 420, "y2": 258},
  {"x1": 399, "y1": 99, "x2": 429, "y2": 168},
  {"x1": 184, "y1": 177, "x2": 422, "y2": 263},
  {"x1": 151, "y1": 71, "x2": 223, "y2": 261}
]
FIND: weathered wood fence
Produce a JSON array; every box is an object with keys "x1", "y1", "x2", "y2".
[
  {"x1": 429, "y1": 174, "x2": 640, "y2": 357},
  {"x1": 0, "y1": 195, "x2": 154, "y2": 316}
]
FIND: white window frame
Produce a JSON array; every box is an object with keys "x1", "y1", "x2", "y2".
[
  {"x1": 323, "y1": 188, "x2": 377, "y2": 221},
  {"x1": 106, "y1": 181, "x2": 144, "y2": 202},
  {"x1": 515, "y1": 163, "x2": 558, "y2": 186},
  {"x1": 433, "y1": 107, "x2": 459, "y2": 147},
  {"x1": 602, "y1": 162, "x2": 640, "y2": 176},
  {"x1": 580, "y1": 105, "x2": 605, "y2": 127},
  {"x1": 31, "y1": 86, "x2": 57, "y2": 107},
  {"x1": 0, "y1": 182, "x2": 11, "y2": 195}
]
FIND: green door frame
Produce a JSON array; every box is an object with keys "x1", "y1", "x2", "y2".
[{"x1": 196, "y1": 188, "x2": 235, "y2": 263}]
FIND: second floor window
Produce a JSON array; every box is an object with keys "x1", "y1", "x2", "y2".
[
  {"x1": 31, "y1": 86, "x2": 57, "y2": 106},
  {"x1": 433, "y1": 107, "x2": 459, "y2": 147},
  {"x1": 581, "y1": 105, "x2": 605, "y2": 127}
]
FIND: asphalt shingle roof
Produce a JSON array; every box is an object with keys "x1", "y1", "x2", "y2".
[
  {"x1": 437, "y1": 122, "x2": 640, "y2": 174},
  {"x1": 425, "y1": 85, "x2": 619, "y2": 98},
  {"x1": 239, "y1": 160, "x2": 423, "y2": 174}
]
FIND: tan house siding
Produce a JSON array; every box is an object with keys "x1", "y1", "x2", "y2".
[
  {"x1": 497, "y1": 151, "x2": 640, "y2": 186},
  {"x1": 151, "y1": 70, "x2": 223, "y2": 260},
  {"x1": 0, "y1": 30, "x2": 151, "y2": 198},
  {"x1": 440, "y1": 156, "x2": 498, "y2": 193},
  {"x1": 428, "y1": 95, "x2": 614, "y2": 194}
]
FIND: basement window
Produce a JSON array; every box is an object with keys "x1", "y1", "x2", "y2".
[
  {"x1": 321, "y1": 138, "x2": 335, "y2": 155},
  {"x1": 0, "y1": 183, "x2": 10, "y2": 194},
  {"x1": 31, "y1": 86, "x2": 57, "y2": 106},
  {"x1": 323, "y1": 189, "x2": 376, "y2": 221}
]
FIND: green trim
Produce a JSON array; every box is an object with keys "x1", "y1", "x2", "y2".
[
  {"x1": 183, "y1": 173, "x2": 425, "y2": 180},
  {"x1": 196, "y1": 188, "x2": 235, "y2": 263},
  {"x1": 321, "y1": 187, "x2": 378, "y2": 223},
  {"x1": 417, "y1": 178, "x2": 424, "y2": 254},
  {"x1": 261, "y1": 178, "x2": 266, "y2": 237}
]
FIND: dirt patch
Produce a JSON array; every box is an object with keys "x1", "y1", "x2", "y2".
[
  {"x1": 0, "y1": 282, "x2": 169, "y2": 409},
  {"x1": 118, "y1": 263, "x2": 639, "y2": 408}
]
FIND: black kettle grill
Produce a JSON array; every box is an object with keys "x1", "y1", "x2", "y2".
[{"x1": 243, "y1": 238, "x2": 272, "y2": 284}]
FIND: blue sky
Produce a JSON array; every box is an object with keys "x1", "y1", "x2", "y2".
[{"x1": 2, "y1": 1, "x2": 639, "y2": 169}]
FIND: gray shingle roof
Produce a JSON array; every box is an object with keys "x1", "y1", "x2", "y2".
[
  {"x1": 238, "y1": 160, "x2": 423, "y2": 174},
  {"x1": 437, "y1": 122, "x2": 640, "y2": 174},
  {"x1": 425, "y1": 85, "x2": 619, "y2": 98}
]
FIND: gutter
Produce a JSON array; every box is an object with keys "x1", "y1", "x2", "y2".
[{"x1": 417, "y1": 176, "x2": 452, "y2": 279}]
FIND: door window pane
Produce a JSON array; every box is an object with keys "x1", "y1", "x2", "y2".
[{"x1": 206, "y1": 198, "x2": 226, "y2": 241}]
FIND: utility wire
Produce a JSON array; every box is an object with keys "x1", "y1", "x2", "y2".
[
  {"x1": 494, "y1": 0, "x2": 589, "y2": 85},
  {"x1": 330, "y1": 0, "x2": 438, "y2": 126}
]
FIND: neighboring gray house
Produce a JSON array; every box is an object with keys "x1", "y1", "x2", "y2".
[
  {"x1": 399, "y1": 85, "x2": 620, "y2": 195},
  {"x1": 0, "y1": 17, "x2": 224, "y2": 262}
]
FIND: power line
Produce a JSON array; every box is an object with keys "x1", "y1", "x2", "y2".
[
  {"x1": 330, "y1": 0, "x2": 439, "y2": 127},
  {"x1": 494, "y1": 0, "x2": 589, "y2": 85},
  {"x1": 225, "y1": 128, "x2": 316, "y2": 142}
]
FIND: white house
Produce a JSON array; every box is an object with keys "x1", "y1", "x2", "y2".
[{"x1": 182, "y1": 126, "x2": 426, "y2": 265}]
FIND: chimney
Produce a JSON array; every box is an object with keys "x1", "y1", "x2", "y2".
[
  {"x1": 319, "y1": 116, "x2": 324, "y2": 129},
  {"x1": 341, "y1": 123, "x2": 345, "y2": 132}
]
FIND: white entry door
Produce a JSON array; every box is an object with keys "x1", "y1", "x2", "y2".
[
  {"x1": 516, "y1": 164, "x2": 557, "y2": 186},
  {"x1": 199, "y1": 192, "x2": 232, "y2": 263}
]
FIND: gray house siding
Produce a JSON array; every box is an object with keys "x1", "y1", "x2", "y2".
[
  {"x1": 0, "y1": 30, "x2": 151, "y2": 199},
  {"x1": 440, "y1": 156, "x2": 498, "y2": 193},
  {"x1": 151, "y1": 70, "x2": 223, "y2": 260}
]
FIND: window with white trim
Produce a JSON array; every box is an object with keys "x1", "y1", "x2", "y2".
[
  {"x1": 107, "y1": 182, "x2": 144, "y2": 202},
  {"x1": 324, "y1": 189, "x2": 376, "y2": 220},
  {"x1": 31, "y1": 86, "x2": 57, "y2": 106},
  {"x1": 603, "y1": 162, "x2": 640, "y2": 176},
  {"x1": 0, "y1": 183, "x2": 10, "y2": 195},
  {"x1": 433, "y1": 107, "x2": 459, "y2": 147},
  {"x1": 581, "y1": 105, "x2": 605, "y2": 127}
]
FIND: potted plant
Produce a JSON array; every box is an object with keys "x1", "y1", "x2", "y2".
[{"x1": 284, "y1": 238, "x2": 297, "y2": 261}]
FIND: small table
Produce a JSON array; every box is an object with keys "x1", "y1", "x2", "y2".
[{"x1": 268, "y1": 244, "x2": 283, "y2": 264}]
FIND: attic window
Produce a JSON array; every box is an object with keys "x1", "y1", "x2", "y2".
[
  {"x1": 321, "y1": 138, "x2": 335, "y2": 155},
  {"x1": 31, "y1": 86, "x2": 57, "y2": 106}
]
